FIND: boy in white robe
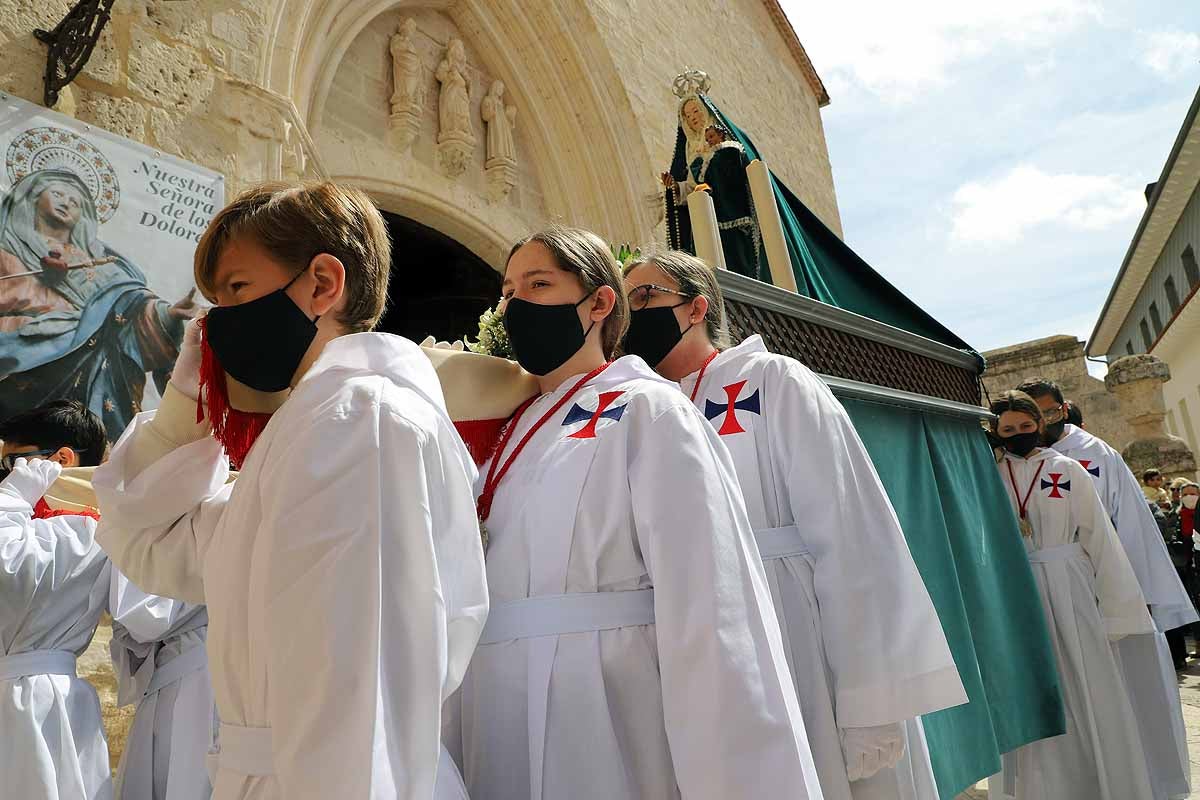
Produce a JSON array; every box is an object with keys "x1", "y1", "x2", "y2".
[
  {"x1": 93, "y1": 182, "x2": 489, "y2": 800},
  {"x1": 110, "y1": 571, "x2": 215, "y2": 800},
  {"x1": 990, "y1": 390, "x2": 1154, "y2": 800},
  {"x1": 0, "y1": 400, "x2": 112, "y2": 800},
  {"x1": 1019, "y1": 378, "x2": 1195, "y2": 800},
  {"x1": 623, "y1": 251, "x2": 967, "y2": 800}
]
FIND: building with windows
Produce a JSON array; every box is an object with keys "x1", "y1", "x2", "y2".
[{"x1": 1089, "y1": 85, "x2": 1200, "y2": 455}]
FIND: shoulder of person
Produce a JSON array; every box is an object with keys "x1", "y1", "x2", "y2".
[
  {"x1": 614, "y1": 375, "x2": 700, "y2": 422},
  {"x1": 1043, "y1": 451, "x2": 1092, "y2": 479},
  {"x1": 298, "y1": 373, "x2": 440, "y2": 443}
]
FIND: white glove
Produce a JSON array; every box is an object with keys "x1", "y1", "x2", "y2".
[
  {"x1": 169, "y1": 316, "x2": 204, "y2": 401},
  {"x1": 0, "y1": 457, "x2": 63, "y2": 506},
  {"x1": 841, "y1": 722, "x2": 905, "y2": 782},
  {"x1": 419, "y1": 335, "x2": 465, "y2": 351}
]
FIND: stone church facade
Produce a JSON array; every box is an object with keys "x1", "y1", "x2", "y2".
[{"x1": 3, "y1": 0, "x2": 842, "y2": 767}]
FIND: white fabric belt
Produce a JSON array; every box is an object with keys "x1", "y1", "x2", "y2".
[
  {"x1": 478, "y1": 589, "x2": 655, "y2": 645},
  {"x1": 214, "y1": 723, "x2": 274, "y2": 776},
  {"x1": 755, "y1": 524, "x2": 809, "y2": 560},
  {"x1": 144, "y1": 643, "x2": 207, "y2": 699},
  {"x1": 1027, "y1": 542, "x2": 1084, "y2": 563},
  {"x1": 0, "y1": 649, "x2": 76, "y2": 680}
]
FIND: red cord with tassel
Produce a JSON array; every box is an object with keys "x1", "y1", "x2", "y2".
[{"x1": 196, "y1": 316, "x2": 272, "y2": 469}]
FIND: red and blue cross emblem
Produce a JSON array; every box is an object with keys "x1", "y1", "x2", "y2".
[
  {"x1": 1077, "y1": 459, "x2": 1101, "y2": 477},
  {"x1": 1041, "y1": 472, "x2": 1071, "y2": 498},
  {"x1": 704, "y1": 380, "x2": 761, "y2": 436},
  {"x1": 562, "y1": 391, "x2": 627, "y2": 439}
]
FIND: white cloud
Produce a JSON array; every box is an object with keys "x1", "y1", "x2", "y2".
[
  {"x1": 1141, "y1": 29, "x2": 1200, "y2": 77},
  {"x1": 781, "y1": 0, "x2": 1101, "y2": 101},
  {"x1": 948, "y1": 165, "x2": 1145, "y2": 245}
]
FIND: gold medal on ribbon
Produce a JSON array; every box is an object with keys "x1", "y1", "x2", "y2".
[{"x1": 1019, "y1": 516, "x2": 1033, "y2": 537}]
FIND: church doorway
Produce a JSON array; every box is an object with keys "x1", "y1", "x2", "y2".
[{"x1": 376, "y1": 211, "x2": 501, "y2": 345}]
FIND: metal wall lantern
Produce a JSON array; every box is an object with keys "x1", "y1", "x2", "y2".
[{"x1": 34, "y1": 0, "x2": 118, "y2": 108}]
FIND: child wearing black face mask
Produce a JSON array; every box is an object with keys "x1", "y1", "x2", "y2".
[{"x1": 988, "y1": 389, "x2": 1157, "y2": 799}]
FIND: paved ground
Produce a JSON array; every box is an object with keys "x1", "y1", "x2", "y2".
[{"x1": 956, "y1": 659, "x2": 1200, "y2": 799}]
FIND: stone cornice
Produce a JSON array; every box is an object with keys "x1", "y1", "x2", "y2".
[{"x1": 760, "y1": 0, "x2": 830, "y2": 107}]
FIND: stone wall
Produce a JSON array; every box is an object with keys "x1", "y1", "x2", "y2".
[{"x1": 982, "y1": 334, "x2": 1135, "y2": 451}]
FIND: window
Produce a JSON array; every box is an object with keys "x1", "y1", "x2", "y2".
[
  {"x1": 1126, "y1": 340, "x2": 1135, "y2": 356},
  {"x1": 1166, "y1": 275, "x2": 1181, "y2": 313},
  {"x1": 1141, "y1": 319, "x2": 1154, "y2": 349},
  {"x1": 1184, "y1": 245, "x2": 1200, "y2": 288},
  {"x1": 1149, "y1": 301, "x2": 1164, "y2": 338}
]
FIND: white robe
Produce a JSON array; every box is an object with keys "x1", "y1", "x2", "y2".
[
  {"x1": 1050, "y1": 423, "x2": 1194, "y2": 800},
  {"x1": 996, "y1": 448, "x2": 1155, "y2": 800},
  {"x1": 0, "y1": 489, "x2": 112, "y2": 800},
  {"x1": 110, "y1": 570, "x2": 216, "y2": 800},
  {"x1": 679, "y1": 336, "x2": 965, "y2": 800},
  {"x1": 93, "y1": 333, "x2": 489, "y2": 800},
  {"x1": 450, "y1": 355, "x2": 823, "y2": 800}
]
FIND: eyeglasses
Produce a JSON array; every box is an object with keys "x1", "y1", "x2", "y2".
[
  {"x1": 1041, "y1": 406, "x2": 1065, "y2": 424},
  {"x1": 627, "y1": 284, "x2": 691, "y2": 311},
  {"x1": 0, "y1": 447, "x2": 85, "y2": 471},
  {"x1": 1, "y1": 449, "x2": 57, "y2": 471}
]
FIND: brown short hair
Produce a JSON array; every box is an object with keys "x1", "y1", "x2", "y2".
[
  {"x1": 506, "y1": 226, "x2": 629, "y2": 358},
  {"x1": 624, "y1": 250, "x2": 731, "y2": 349},
  {"x1": 194, "y1": 182, "x2": 391, "y2": 333},
  {"x1": 988, "y1": 390, "x2": 1043, "y2": 430}
]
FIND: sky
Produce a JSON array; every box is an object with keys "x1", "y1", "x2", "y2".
[{"x1": 779, "y1": 0, "x2": 1200, "y2": 363}]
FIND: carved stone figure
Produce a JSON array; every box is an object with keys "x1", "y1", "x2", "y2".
[
  {"x1": 280, "y1": 119, "x2": 307, "y2": 180},
  {"x1": 481, "y1": 80, "x2": 517, "y2": 199},
  {"x1": 435, "y1": 38, "x2": 475, "y2": 177},
  {"x1": 388, "y1": 18, "x2": 425, "y2": 149}
]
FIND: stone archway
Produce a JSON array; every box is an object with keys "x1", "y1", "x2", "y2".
[
  {"x1": 377, "y1": 211, "x2": 500, "y2": 344},
  {"x1": 258, "y1": 0, "x2": 657, "y2": 246}
]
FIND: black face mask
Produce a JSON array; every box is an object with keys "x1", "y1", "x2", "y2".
[
  {"x1": 1002, "y1": 431, "x2": 1041, "y2": 458},
  {"x1": 503, "y1": 294, "x2": 595, "y2": 376},
  {"x1": 1042, "y1": 421, "x2": 1066, "y2": 445},
  {"x1": 624, "y1": 304, "x2": 691, "y2": 369},
  {"x1": 204, "y1": 268, "x2": 319, "y2": 393}
]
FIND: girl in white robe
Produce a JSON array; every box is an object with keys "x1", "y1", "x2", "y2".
[
  {"x1": 990, "y1": 390, "x2": 1155, "y2": 800},
  {"x1": 110, "y1": 571, "x2": 216, "y2": 800},
  {"x1": 450, "y1": 228, "x2": 823, "y2": 800},
  {"x1": 622, "y1": 252, "x2": 967, "y2": 800},
  {"x1": 0, "y1": 457, "x2": 112, "y2": 800}
]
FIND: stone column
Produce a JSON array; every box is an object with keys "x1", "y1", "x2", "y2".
[{"x1": 1105, "y1": 354, "x2": 1198, "y2": 480}]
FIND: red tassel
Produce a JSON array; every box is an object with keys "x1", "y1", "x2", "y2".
[
  {"x1": 34, "y1": 497, "x2": 100, "y2": 521},
  {"x1": 453, "y1": 418, "x2": 508, "y2": 467},
  {"x1": 197, "y1": 316, "x2": 272, "y2": 469}
]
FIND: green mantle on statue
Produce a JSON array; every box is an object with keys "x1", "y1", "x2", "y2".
[{"x1": 672, "y1": 91, "x2": 1067, "y2": 797}]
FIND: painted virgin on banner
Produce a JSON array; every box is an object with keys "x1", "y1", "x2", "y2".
[{"x1": 0, "y1": 93, "x2": 223, "y2": 442}]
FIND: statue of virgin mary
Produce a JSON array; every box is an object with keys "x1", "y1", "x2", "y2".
[{"x1": 663, "y1": 73, "x2": 767, "y2": 281}]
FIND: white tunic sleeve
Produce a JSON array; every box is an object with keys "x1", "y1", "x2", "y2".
[
  {"x1": 258, "y1": 382, "x2": 487, "y2": 800},
  {"x1": 1070, "y1": 461, "x2": 1155, "y2": 638},
  {"x1": 770, "y1": 361, "x2": 965, "y2": 727},
  {"x1": 109, "y1": 569, "x2": 192, "y2": 644},
  {"x1": 1107, "y1": 452, "x2": 1197, "y2": 628},
  {"x1": 0, "y1": 491, "x2": 101, "y2": 599},
  {"x1": 628, "y1": 402, "x2": 821, "y2": 800},
  {"x1": 93, "y1": 385, "x2": 231, "y2": 605}
]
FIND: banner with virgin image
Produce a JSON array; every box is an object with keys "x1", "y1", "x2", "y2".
[{"x1": 0, "y1": 92, "x2": 223, "y2": 441}]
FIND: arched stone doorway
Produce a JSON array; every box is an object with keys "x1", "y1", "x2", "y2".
[{"x1": 376, "y1": 211, "x2": 500, "y2": 344}]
